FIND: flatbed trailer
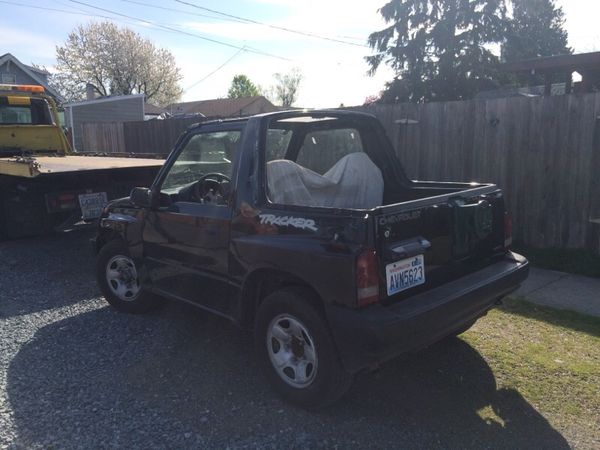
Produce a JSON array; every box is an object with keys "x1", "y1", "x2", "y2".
[
  {"x1": 0, "y1": 155, "x2": 163, "y2": 178},
  {"x1": 0, "y1": 154, "x2": 164, "y2": 239},
  {"x1": 0, "y1": 84, "x2": 164, "y2": 239}
]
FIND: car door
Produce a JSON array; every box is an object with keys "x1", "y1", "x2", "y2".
[{"x1": 142, "y1": 126, "x2": 242, "y2": 316}]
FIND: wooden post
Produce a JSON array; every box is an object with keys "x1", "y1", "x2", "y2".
[
  {"x1": 581, "y1": 71, "x2": 591, "y2": 93},
  {"x1": 565, "y1": 72, "x2": 573, "y2": 95},
  {"x1": 544, "y1": 72, "x2": 553, "y2": 96}
]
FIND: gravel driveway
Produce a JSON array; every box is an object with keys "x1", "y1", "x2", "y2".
[{"x1": 0, "y1": 230, "x2": 570, "y2": 449}]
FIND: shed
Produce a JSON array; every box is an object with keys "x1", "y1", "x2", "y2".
[{"x1": 64, "y1": 94, "x2": 145, "y2": 152}]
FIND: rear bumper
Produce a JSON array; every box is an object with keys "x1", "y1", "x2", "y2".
[{"x1": 325, "y1": 252, "x2": 529, "y2": 373}]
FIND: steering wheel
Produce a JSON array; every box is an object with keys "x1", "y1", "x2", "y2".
[{"x1": 192, "y1": 172, "x2": 231, "y2": 203}]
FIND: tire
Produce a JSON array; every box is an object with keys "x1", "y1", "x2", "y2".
[
  {"x1": 255, "y1": 287, "x2": 353, "y2": 409},
  {"x1": 96, "y1": 239, "x2": 164, "y2": 314}
]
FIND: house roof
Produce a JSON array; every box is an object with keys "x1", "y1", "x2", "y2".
[
  {"x1": 26, "y1": 64, "x2": 49, "y2": 75},
  {"x1": 144, "y1": 103, "x2": 165, "y2": 115},
  {"x1": 165, "y1": 96, "x2": 277, "y2": 117},
  {"x1": 0, "y1": 53, "x2": 63, "y2": 102}
]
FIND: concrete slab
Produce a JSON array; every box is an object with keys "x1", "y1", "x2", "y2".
[
  {"x1": 516, "y1": 268, "x2": 569, "y2": 296},
  {"x1": 515, "y1": 268, "x2": 600, "y2": 318}
]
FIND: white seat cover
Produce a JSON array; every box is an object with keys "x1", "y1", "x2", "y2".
[{"x1": 267, "y1": 152, "x2": 384, "y2": 209}]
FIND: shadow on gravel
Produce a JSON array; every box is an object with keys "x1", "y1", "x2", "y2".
[
  {"x1": 0, "y1": 229, "x2": 98, "y2": 318},
  {"x1": 7, "y1": 300, "x2": 569, "y2": 449}
]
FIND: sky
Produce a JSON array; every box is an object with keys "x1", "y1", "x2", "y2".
[{"x1": 1, "y1": 0, "x2": 599, "y2": 108}]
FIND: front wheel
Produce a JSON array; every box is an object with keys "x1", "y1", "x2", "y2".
[
  {"x1": 255, "y1": 287, "x2": 353, "y2": 409},
  {"x1": 96, "y1": 240, "x2": 164, "y2": 313}
]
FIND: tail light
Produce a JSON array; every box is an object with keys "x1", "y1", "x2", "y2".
[
  {"x1": 504, "y1": 212, "x2": 513, "y2": 248},
  {"x1": 356, "y1": 248, "x2": 380, "y2": 307},
  {"x1": 45, "y1": 192, "x2": 78, "y2": 213}
]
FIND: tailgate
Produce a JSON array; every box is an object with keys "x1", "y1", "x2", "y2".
[{"x1": 375, "y1": 185, "x2": 507, "y2": 301}]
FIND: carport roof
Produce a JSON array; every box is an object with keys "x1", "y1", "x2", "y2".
[{"x1": 500, "y1": 51, "x2": 600, "y2": 73}]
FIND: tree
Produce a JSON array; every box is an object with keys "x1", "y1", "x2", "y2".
[
  {"x1": 503, "y1": 0, "x2": 571, "y2": 85},
  {"x1": 272, "y1": 68, "x2": 302, "y2": 107},
  {"x1": 367, "y1": 0, "x2": 509, "y2": 103},
  {"x1": 227, "y1": 74, "x2": 260, "y2": 98},
  {"x1": 53, "y1": 22, "x2": 182, "y2": 106}
]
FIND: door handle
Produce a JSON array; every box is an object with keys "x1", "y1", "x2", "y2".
[{"x1": 387, "y1": 237, "x2": 431, "y2": 260}]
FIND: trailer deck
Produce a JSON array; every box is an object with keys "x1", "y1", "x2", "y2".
[{"x1": 0, "y1": 155, "x2": 165, "y2": 178}]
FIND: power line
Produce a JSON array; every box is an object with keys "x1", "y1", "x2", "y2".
[
  {"x1": 0, "y1": 0, "x2": 179, "y2": 34},
  {"x1": 127, "y1": 0, "x2": 369, "y2": 48},
  {"x1": 0, "y1": 0, "x2": 119, "y2": 21},
  {"x1": 183, "y1": 46, "x2": 246, "y2": 93},
  {"x1": 68, "y1": 0, "x2": 292, "y2": 61},
  {"x1": 173, "y1": 0, "x2": 369, "y2": 48},
  {"x1": 120, "y1": 0, "x2": 248, "y2": 24}
]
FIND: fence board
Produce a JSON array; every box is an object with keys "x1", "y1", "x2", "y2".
[
  {"x1": 358, "y1": 92, "x2": 600, "y2": 250},
  {"x1": 81, "y1": 122, "x2": 125, "y2": 153},
  {"x1": 123, "y1": 117, "x2": 202, "y2": 155}
]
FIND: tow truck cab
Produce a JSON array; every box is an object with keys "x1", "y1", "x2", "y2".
[{"x1": 0, "y1": 84, "x2": 163, "y2": 239}]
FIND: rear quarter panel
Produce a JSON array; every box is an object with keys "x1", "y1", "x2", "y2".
[{"x1": 229, "y1": 204, "x2": 367, "y2": 307}]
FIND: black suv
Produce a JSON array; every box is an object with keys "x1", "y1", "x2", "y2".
[{"x1": 95, "y1": 110, "x2": 528, "y2": 408}]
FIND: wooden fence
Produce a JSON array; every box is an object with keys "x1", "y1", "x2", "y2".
[
  {"x1": 122, "y1": 117, "x2": 201, "y2": 155},
  {"x1": 356, "y1": 93, "x2": 600, "y2": 252},
  {"x1": 79, "y1": 93, "x2": 600, "y2": 251},
  {"x1": 81, "y1": 122, "x2": 126, "y2": 153},
  {"x1": 80, "y1": 117, "x2": 203, "y2": 155}
]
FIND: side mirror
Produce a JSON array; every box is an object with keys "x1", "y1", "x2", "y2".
[{"x1": 130, "y1": 187, "x2": 153, "y2": 208}]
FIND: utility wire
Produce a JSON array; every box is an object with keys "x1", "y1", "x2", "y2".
[
  {"x1": 183, "y1": 46, "x2": 246, "y2": 93},
  {"x1": 125, "y1": 0, "x2": 368, "y2": 47},
  {"x1": 120, "y1": 0, "x2": 248, "y2": 24},
  {"x1": 1, "y1": 0, "x2": 184, "y2": 36},
  {"x1": 52, "y1": 0, "x2": 145, "y2": 28},
  {"x1": 174, "y1": 0, "x2": 369, "y2": 48},
  {"x1": 0, "y1": 0, "x2": 118, "y2": 21},
  {"x1": 68, "y1": 0, "x2": 292, "y2": 61}
]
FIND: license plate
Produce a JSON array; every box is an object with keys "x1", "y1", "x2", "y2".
[
  {"x1": 386, "y1": 255, "x2": 425, "y2": 296},
  {"x1": 78, "y1": 192, "x2": 108, "y2": 220}
]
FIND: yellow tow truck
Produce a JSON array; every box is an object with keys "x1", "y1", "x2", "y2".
[{"x1": 0, "y1": 84, "x2": 164, "y2": 238}]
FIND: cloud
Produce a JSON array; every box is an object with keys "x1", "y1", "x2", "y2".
[
  {"x1": 182, "y1": 21, "x2": 284, "y2": 42},
  {"x1": 557, "y1": 0, "x2": 600, "y2": 52},
  {"x1": 0, "y1": 26, "x2": 57, "y2": 64},
  {"x1": 171, "y1": 1, "x2": 392, "y2": 107},
  {"x1": 181, "y1": 0, "x2": 384, "y2": 45}
]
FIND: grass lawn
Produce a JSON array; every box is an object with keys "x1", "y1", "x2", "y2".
[
  {"x1": 512, "y1": 243, "x2": 600, "y2": 278},
  {"x1": 463, "y1": 297, "x2": 600, "y2": 447}
]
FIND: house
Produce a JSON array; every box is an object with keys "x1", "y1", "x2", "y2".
[
  {"x1": 64, "y1": 94, "x2": 145, "y2": 152},
  {"x1": 144, "y1": 103, "x2": 166, "y2": 120},
  {"x1": 0, "y1": 53, "x2": 63, "y2": 102},
  {"x1": 165, "y1": 96, "x2": 279, "y2": 118}
]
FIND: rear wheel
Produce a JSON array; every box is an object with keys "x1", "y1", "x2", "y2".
[
  {"x1": 96, "y1": 240, "x2": 164, "y2": 313},
  {"x1": 255, "y1": 287, "x2": 353, "y2": 409}
]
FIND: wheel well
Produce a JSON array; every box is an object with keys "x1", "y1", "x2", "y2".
[
  {"x1": 95, "y1": 230, "x2": 125, "y2": 254},
  {"x1": 239, "y1": 269, "x2": 325, "y2": 329}
]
